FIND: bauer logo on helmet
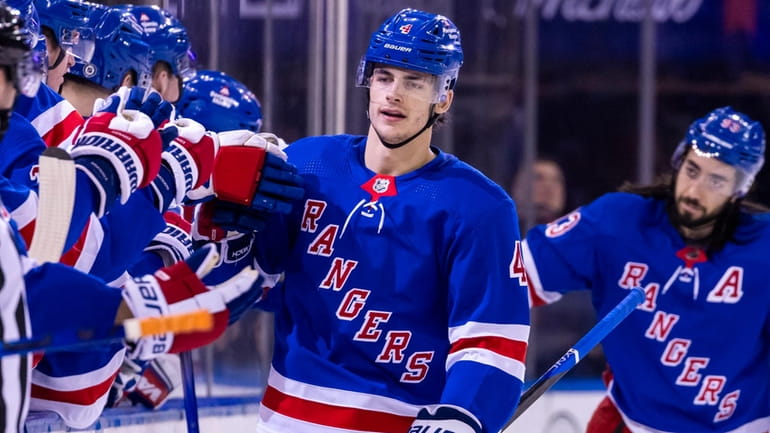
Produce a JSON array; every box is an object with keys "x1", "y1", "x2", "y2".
[
  {"x1": 138, "y1": 12, "x2": 158, "y2": 33},
  {"x1": 209, "y1": 88, "x2": 238, "y2": 109}
]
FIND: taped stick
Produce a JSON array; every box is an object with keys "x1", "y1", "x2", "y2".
[
  {"x1": 502, "y1": 287, "x2": 645, "y2": 430},
  {"x1": 28, "y1": 147, "x2": 76, "y2": 263},
  {"x1": 0, "y1": 309, "x2": 213, "y2": 357}
]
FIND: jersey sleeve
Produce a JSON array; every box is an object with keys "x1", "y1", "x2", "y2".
[
  {"x1": 82, "y1": 188, "x2": 166, "y2": 282},
  {"x1": 441, "y1": 200, "x2": 529, "y2": 432},
  {"x1": 0, "y1": 114, "x2": 101, "y2": 253},
  {"x1": 24, "y1": 261, "x2": 126, "y2": 429},
  {"x1": 522, "y1": 199, "x2": 605, "y2": 306},
  {"x1": 14, "y1": 83, "x2": 84, "y2": 149}
]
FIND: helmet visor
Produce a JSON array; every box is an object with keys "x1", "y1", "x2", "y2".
[
  {"x1": 357, "y1": 59, "x2": 448, "y2": 104},
  {"x1": 175, "y1": 49, "x2": 196, "y2": 80},
  {"x1": 59, "y1": 27, "x2": 95, "y2": 63},
  {"x1": 16, "y1": 51, "x2": 45, "y2": 97},
  {"x1": 689, "y1": 141, "x2": 759, "y2": 197}
]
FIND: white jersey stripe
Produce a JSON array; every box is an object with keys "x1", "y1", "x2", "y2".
[
  {"x1": 448, "y1": 321, "x2": 529, "y2": 342},
  {"x1": 30, "y1": 349, "x2": 123, "y2": 391},
  {"x1": 522, "y1": 239, "x2": 563, "y2": 305},
  {"x1": 267, "y1": 367, "x2": 419, "y2": 416},
  {"x1": 446, "y1": 348, "x2": 526, "y2": 381}
]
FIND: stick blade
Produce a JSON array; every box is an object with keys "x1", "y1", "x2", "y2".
[{"x1": 28, "y1": 147, "x2": 76, "y2": 263}]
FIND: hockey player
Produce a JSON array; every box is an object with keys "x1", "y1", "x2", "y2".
[
  {"x1": 104, "y1": 69, "x2": 269, "y2": 411},
  {"x1": 13, "y1": 0, "x2": 91, "y2": 149},
  {"x1": 0, "y1": 3, "x2": 296, "y2": 425},
  {"x1": 115, "y1": 4, "x2": 195, "y2": 104},
  {"x1": 0, "y1": 4, "x2": 42, "y2": 431},
  {"x1": 0, "y1": 5, "x2": 262, "y2": 432},
  {"x1": 60, "y1": 3, "x2": 152, "y2": 117},
  {"x1": 522, "y1": 106, "x2": 770, "y2": 432},
  {"x1": 200, "y1": 8, "x2": 530, "y2": 433},
  {"x1": 35, "y1": 0, "x2": 91, "y2": 93},
  {"x1": 176, "y1": 69, "x2": 263, "y2": 133}
]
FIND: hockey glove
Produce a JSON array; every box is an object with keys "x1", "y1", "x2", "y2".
[
  {"x1": 199, "y1": 130, "x2": 304, "y2": 233},
  {"x1": 93, "y1": 86, "x2": 175, "y2": 129},
  {"x1": 407, "y1": 405, "x2": 483, "y2": 433},
  {"x1": 192, "y1": 202, "x2": 280, "y2": 324},
  {"x1": 152, "y1": 118, "x2": 217, "y2": 208},
  {"x1": 121, "y1": 243, "x2": 261, "y2": 360},
  {"x1": 71, "y1": 109, "x2": 163, "y2": 217},
  {"x1": 144, "y1": 211, "x2": 194, "y2": 267},
  {"x1": 107, "y1": 355, "x2": 181, "y2": 410},
  {"x1": 186, "y1": 131, "x2": 304, "y2": 206}
]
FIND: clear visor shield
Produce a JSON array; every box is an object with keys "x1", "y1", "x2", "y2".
[
  {"x1": 685, "y1": 145, "x2": 754, "y2": 197},
  {"x1": 59, "y1": 27, "x2": 95, "y2": 63},
  {"x1": 356, "y1": 60, "x2": 449, "y2": 104},
  {"x1": 175, "y1": 49, "x2": 196, "y2": 80},
  {"x1": 16, "y1": 51, "x2": 45, "y2": 97}
]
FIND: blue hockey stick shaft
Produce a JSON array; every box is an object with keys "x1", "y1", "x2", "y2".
[
  {"x1": 502, "y1": 287, "x2": 645, "y2": 430},
  {"x1": 180, "y1": 351, "x2": 201, "y2": 433}
]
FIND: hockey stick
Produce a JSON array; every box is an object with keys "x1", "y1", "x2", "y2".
[
  {"x1": 0, "y1": 309, "x2": 213, "y2": 357},
  {"x1": 176, "y1": 211, "x2": 201, "y2": 433},
  {"x1": 502, "y1": 287, "x2": 645, "y2": 430},
  {"x1": 27, "y1": 147, "x2": 76, "y2": 264},
  {"x1": 180, "y1": 351, "x2": 201, "y2": 433}
]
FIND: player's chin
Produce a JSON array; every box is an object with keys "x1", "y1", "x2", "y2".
[
  {"x1": 372, "y1": 122, "x2": 405, "y2": 140},
  {"x1": 675, "y1": 208, "x2": 698, "y2": 225}
]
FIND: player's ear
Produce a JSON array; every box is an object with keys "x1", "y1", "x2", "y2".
[
  {"x1": 434, "y1": 90, "x2": 454, "y2": 114},
  {"x1": 120, "y1": 72, "x2": 135, "y2": 88}
]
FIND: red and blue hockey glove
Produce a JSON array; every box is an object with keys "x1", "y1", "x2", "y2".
[
  {"x1": 107, "y1": 355, "x2": 181, "y2": 410},
  {"x1": 408, "y1": 405, "x2": 483, "y2": 433},
  {"x1": 71, "y1": 101, "x2": 164, "y2": 217},
  {"x1": 205, "y1": 130, "x2": 304, "y2": 233},
  {"x1": 151, "y1": 118, "x2": 217, "y2": 209},
  {"x1": 120, "y1": 243, "x2": 261, "y2": 360},
  {"x1": 144, "y1": 211, "x2": 194, "y2": 267}
]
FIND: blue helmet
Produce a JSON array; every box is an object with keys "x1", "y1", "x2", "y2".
[
  {"x1": 356, "y1": 8, "x2": 463, "y2": 103},
  {"x1": 35, "y1": 0, "x2": 97, "y2": 63},
  {"x1": 114, "y1": 4, "x2": 195, "y2": 80},
  {"x1": 176, "y1": 70, "x2": 262, "y2": 133},
  {"x1": 672, "y1": 106, "x2": 766, "y2": 196},
  {"x1": 65, "y1": 4, "x2": 151, "y2": 91}
]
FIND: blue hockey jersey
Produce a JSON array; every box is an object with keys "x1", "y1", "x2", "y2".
[
  {"x1": 246, "y1": 135, "x2": 530, "y2": 433},
  {"x1": 523, "y1": 192, "x2": 770, "y2": 433},
  {"x1": 15, "y1": 83, "x2": 83, "y2": 149}
]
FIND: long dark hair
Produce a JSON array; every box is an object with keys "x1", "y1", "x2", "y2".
[{"x1": 618, "y1": 174, "x2": 769, "y2": 252}]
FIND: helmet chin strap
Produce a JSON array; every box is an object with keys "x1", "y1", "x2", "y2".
[{"x1": 367, "y1": 105, "x2": 439, "y2": 149}]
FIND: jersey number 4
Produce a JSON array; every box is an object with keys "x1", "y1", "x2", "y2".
[{"x1": 510, "y1": 241, "x2": 529, "y2": 287}]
